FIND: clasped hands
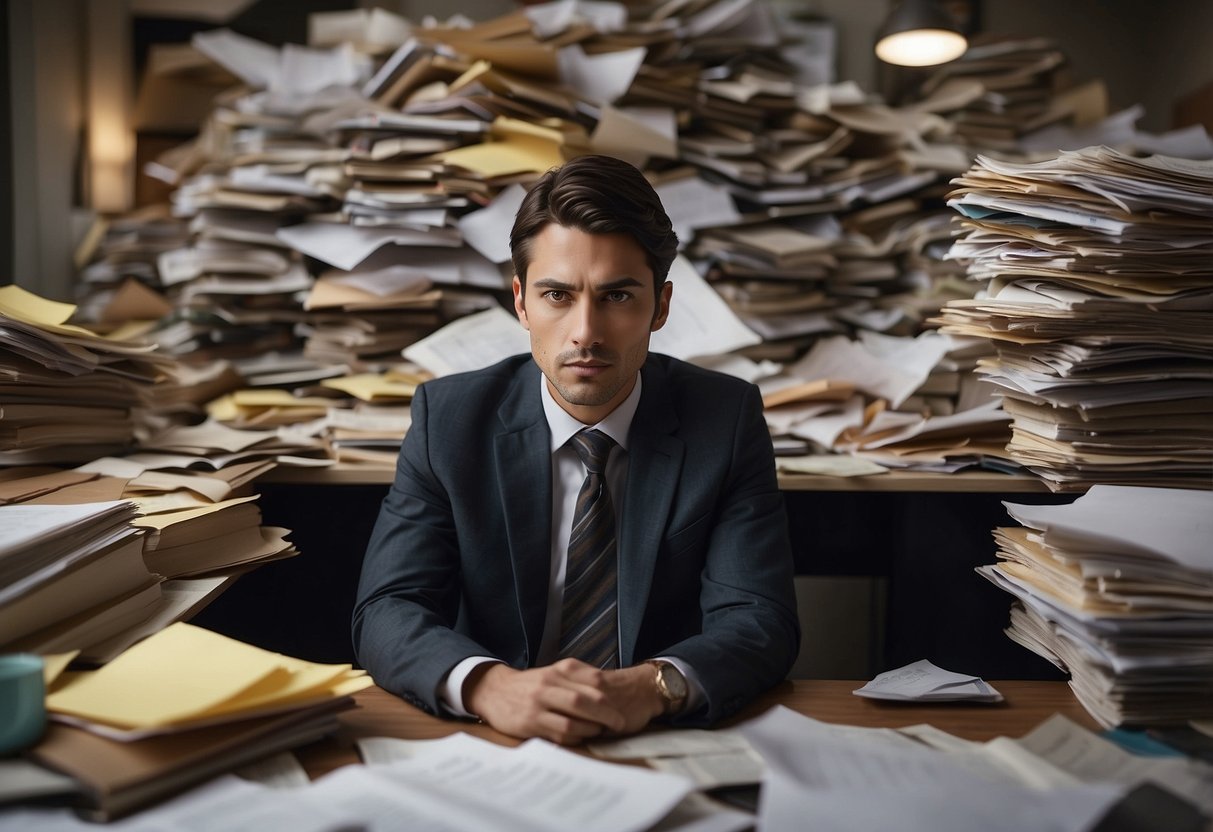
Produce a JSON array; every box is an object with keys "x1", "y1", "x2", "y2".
[{"x1": 464, "y1": 658, "x2": 665, "y2": 746}]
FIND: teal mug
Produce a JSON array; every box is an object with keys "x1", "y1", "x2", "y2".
[{"x1": 0, "y1": 654, "x2": 46, "y2": 754}]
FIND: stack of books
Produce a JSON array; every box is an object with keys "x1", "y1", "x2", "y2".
[
  {"x1": 978, "y1": 485, "x2": 1213, "y2": 728},
  {"x1": 32, "y1": 623, "x2": 370, "y2": 819},
  {"x1": 935, "y1": 146, "x2": 1213, "y2": 490}
]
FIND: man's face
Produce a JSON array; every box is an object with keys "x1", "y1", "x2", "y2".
[{"x1": 513, "y1": 223, "x2": 671, "y2": 425}]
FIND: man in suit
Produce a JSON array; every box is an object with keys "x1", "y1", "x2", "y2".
[{"x1": 354, "y1": 155, "x2": 799, "y2": 745}]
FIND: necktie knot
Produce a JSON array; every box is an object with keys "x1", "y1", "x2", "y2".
[{"x1": 571, "y1": 429, "x2": 614, "y2": 475}]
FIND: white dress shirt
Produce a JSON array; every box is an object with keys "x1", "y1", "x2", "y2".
[{"x1": 439, "y1": 372, "x2": 703, "y2": 717}]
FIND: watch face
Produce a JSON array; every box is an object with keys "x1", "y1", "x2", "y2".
[{"x1": 659, "y1": 663, "x2": 688, "y2": 700}]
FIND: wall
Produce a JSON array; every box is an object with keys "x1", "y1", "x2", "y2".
[
  {"x1": 7, "y1": 0, "x2": 89, "y2": 299},
  {"x1": 982, "y1": 0, "x2": 1213, "y2": 132}
]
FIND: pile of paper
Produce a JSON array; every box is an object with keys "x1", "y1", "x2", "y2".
[
  {"x1": 0, "y1": 475, "x2": 297, "y2": 663},
  {"x1": 914, "y1": 36, "x2": 1092, "y2": 152},
  {"x1": 935, "y1": 146, "x2": 1213, "y2": 490},
  {"x1": 757, "y1": 330, "x2": 1013, "y2": 472},
  {"x1": 0, "y1": 286, "x2": 174, "y2": 466},
  {"x1": 738, "y1": 704, "x2": 1213, "y2": 830},
  {"x1": 62, "y1": 2, "x2": 1213, "y2": 474},
  {"x1": 30, "y1": 623, "x2": 368, "y2": 819},
  {"x1": 0, "y1": 501, "x2": 161, "y2": 659},
  {"x1": 978, "y1": 485, "x2": 1213, "y2": 728}
]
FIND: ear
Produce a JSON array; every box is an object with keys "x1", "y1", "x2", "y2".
[
  {"x1": 650, "y1": 280, "x2": 672, "y2": 332},
  {"x1": 512, "y1": 275, "x2": 530, "y2": 331}
]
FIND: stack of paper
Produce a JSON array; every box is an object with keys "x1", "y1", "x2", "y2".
[
  {"x1": 759, "y1": 330, "x2": 1014, "y2": 472},
  {"x1": 0, "y1": 471, "x2": 296, "y2": 664},
  {"x1": 978, "y1": 484, "x2": 1213, "y2": 727},
  {"x1": 74, "y1": 206, "x2": 189, "y2": 327},
  {"x1": 0, "y1": 286, "x2": 174, "y2": 465},
  {"x1": 131, "y1": 494, "x2": 296, "y2": 579},
  {"x1": 914, "y1": 36, "x2": 1093, "y2": 152},
  {"x1": 60, "y1": 1, "x2": 1213, "y2": 476},
  {"x1": 32, "y1": 623, "x2": 368, "y2": 819},
  {"x1": 935, "y1": 146, "x2": 1213, "y2": 490},
  {"x1": 0, "y1": 501, "x2": 160, "y2": 659}
]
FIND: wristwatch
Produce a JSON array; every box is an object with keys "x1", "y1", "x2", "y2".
[{"x1": 646, "y1": 660, "x2": 689, "y2": 716}]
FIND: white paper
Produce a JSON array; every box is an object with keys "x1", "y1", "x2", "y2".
[
  {"x1": 192, "y1": 29, "x2": 280, "y2": 89},
  {"x1": 854, "y1": 660, "x2": 1004, "y2": 703},
  {"x1": 589, "y1": 729, "x2": 753, "y2": 760},
  {"x1": 1017, "y1": 715, "x2": 1213, "y2": 814},
  {"x1": 277, "y1": 223, "x2": 461, "y2": 271},
  {"x1": 647, "y1": 750, "x2": 765, "y2": 789},
  {"x1": 557, "y1": 45, "x2": 646, "y2": 105},
  {"x1": 403, "y1": 305, "x2": 530, "y2": 376},
  {"x1": 370, "y1": 733, "x2": 692, "y2": 832},
  {"x1": 0, "y1": 501, "x2": 133, "y2": 559},
  {"x1": 650, "y1": 256, "x2": 761, "y2": 360},
  {"x1": 789, "y1": 395, "x2": 865, "y2": 449},
  {"x1": 526, "y1": 0, "x2": 627, "y2": 38},
  {"x1": 739, "y1": 707, "x2": 1122, "y2": 832},
  {"x1": 273, "y1": 42, "x2": 365, "y2": 96},
  {"x1": 457, "y1": 184, "x2": 527, "y2": 264},
  {"x1": 1005, "y1": 485, "x2": 1213, "y2": 573},
  {"x1": 655, "y1": 178, "x2": 742, "y2": 244}
]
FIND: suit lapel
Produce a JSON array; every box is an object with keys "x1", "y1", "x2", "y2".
[
  {"x1": 618, "y1": 359, "x2": 683, "y2": 666},
  {"x1": 495, "y1": 362, "x2": 552, "y2": 665}
]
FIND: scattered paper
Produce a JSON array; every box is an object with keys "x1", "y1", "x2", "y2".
[{"x1": 854, "y1": 660, "x2": 1004, "y2": 703}]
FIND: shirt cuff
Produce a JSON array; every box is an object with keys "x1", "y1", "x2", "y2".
[
  {"x1": 653, "y1": 655, "x2": 705, "y2": 714},
  {"x1": 439, "y1": 656, "x2": 504, "y2": 718}
]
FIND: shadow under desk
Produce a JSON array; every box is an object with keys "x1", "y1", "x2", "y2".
[{"x1": 192, "y1": 467, "x2": 1073, "y2": 681}]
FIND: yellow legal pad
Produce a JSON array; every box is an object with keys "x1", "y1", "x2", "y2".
[{"x1": 45, "y1": 622, "x2": 371, "y2": 731}]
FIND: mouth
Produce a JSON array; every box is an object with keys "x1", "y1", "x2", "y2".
[{"x1": 564, "y1": 361, "x2": 610, "y2": 378}]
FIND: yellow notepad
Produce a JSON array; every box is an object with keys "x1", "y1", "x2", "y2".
[{"x1": 45, "y1": 623, "x2": 364, "y2": 730}]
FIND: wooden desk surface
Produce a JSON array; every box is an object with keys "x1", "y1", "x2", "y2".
[
  {"x1": 298, "y1": 679, "x2": 1095, "y2": 779},
  {"x1": 261, "y1": 464, "x2": 1050, "y2": 493}
]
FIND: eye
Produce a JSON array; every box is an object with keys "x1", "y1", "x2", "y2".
[
  {"x1": 542, "y1": 290, "x2": 569, "y2": 302},
  {"x1": 604, "y1": 290, "x2": 632, "y2": 303}
]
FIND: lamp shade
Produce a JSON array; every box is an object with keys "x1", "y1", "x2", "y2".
[{"x1": 875, "y1": 0, "x2": 968, "y2": 67}]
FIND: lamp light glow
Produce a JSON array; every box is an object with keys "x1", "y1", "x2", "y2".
[
  {"x1": 874, "y1": 0, "x2": 968, "y2": 67},
  {"x1": 875, "y1": 28, "x2": 968, "y2": 66}
]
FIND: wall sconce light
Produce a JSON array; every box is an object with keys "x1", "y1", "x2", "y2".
[
  {"x1": 87, "y1": 0, "x2": 134, "y2": 215},
  {"x1": 875, "y1": 0, "x2": 968, "y2": 67}
]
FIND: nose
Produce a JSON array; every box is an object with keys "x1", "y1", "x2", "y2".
[{"x1": 570, "y1": 296, "x2": 602, "y2": 347}]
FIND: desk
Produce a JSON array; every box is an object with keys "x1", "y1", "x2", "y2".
[
  {"x1": 195, "y1": 468, "x2": 1070, "y2": 675},
  {"x1": 297, "y1": 680, "x2": 1096, "y2": 779},
  {"x1": 260, "y1": 464, "x2": 1051, "y2": 493}
]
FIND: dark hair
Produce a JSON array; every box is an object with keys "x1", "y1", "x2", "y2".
[{"x1": 510, "y1": 155, "x2": 679, "y2": 304}]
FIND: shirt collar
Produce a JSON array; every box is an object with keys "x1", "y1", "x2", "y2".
[{"x1": 540, "y1": 372, "x2": 642, "y2": 454}]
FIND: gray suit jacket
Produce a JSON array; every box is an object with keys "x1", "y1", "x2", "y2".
[{"x1": 352, "y1": 352, "x2": 799, "y2": 724}]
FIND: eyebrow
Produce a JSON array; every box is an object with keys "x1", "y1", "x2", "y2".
[{"x1": 531, "y1": 277, "x2": 646, "y2": 292}]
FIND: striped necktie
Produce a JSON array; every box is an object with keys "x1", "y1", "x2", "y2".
[{"x1": 557, "y1": 429, "x2": 619, "y2": 669}]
